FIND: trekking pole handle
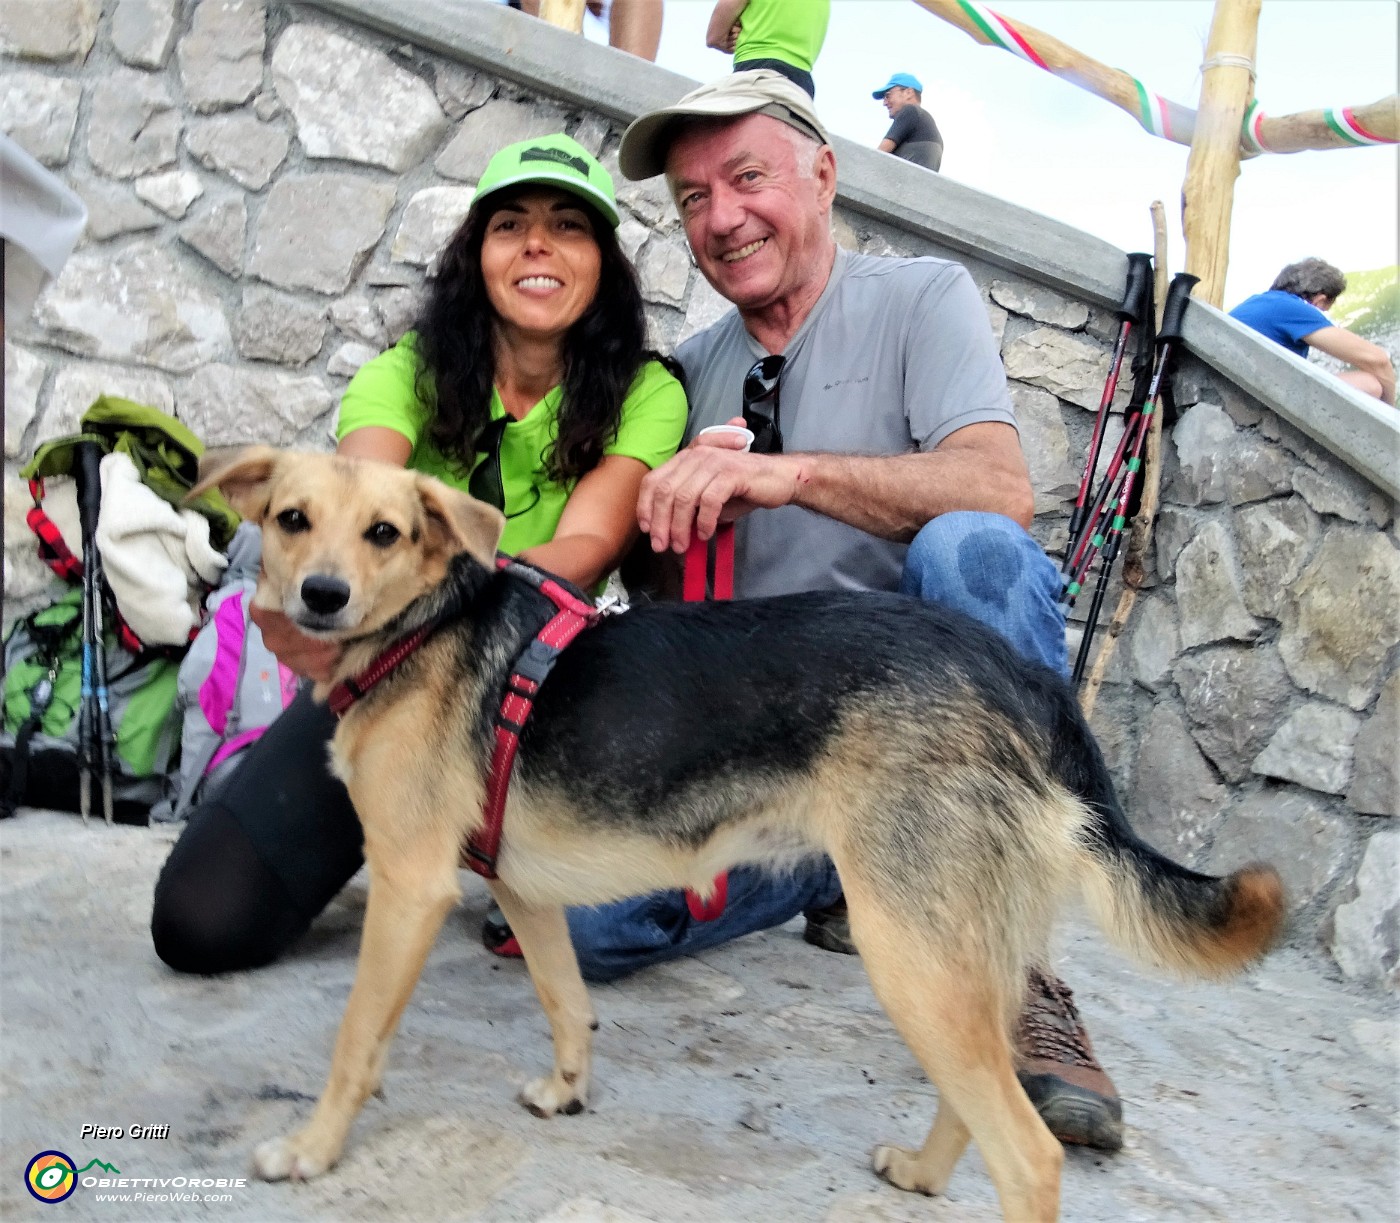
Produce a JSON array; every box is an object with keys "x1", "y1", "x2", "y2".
[
  {"x1": 74, "y1": 441, "x2": 104, "y2": 533},
  {"x1": 1120, "y1": 253, "x2": 1154, "y2": 326},
  {"x1": 1157, "y1": 272, "x2": 1200, "y2": 347}
]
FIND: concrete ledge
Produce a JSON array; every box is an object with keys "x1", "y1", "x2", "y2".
[
  {"x1": 1186, "y1": 304, "x2": 1400, "y2": 501},
  {"x1": 301, "y1": 0, "x2": 1127, "y2": 301},
  {"x1": 303, "y1": 0, "x2": 1398, "y2": 500},
  {"x1": 300, "y1": 0, "x2": 696, "y2": 122}
]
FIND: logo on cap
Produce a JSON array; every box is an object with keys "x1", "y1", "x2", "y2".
[{"x1": 520, "y1": 146, "x2": 591, "y2": 175}]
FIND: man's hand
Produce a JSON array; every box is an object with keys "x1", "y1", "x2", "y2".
[
  {"x1": 250, "y1": 603, "x2": 342, "y2": 683},
  {"x1": 638, "y1": 426, "x2": 805, "y2": 552}
]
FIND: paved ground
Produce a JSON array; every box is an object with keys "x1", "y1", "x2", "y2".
[{"x1": 2, "y1": 810, "x2": 1396, "y2": 1222}]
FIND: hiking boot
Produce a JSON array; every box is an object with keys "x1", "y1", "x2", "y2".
[
  {"x1": 802, "y1": 896, "x2": 858, "y2": 955},
  {"x1": 481, "y1": 904, "x2": 522, "y2": 959},
  {"x1": 1016, "y1": 968, "x2": 1124, "y2": 1151}
]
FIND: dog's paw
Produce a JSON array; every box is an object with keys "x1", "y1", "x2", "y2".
[
  {"x1": 251, "y1": 1132, "x2": 337, "y2": 1182},
  {"x1": 872, "y1": 1144, "x2": 941, "y2": 1196},
  {"x1": 519, "y1": 1072, "x2": 588, "y2": 1118}
]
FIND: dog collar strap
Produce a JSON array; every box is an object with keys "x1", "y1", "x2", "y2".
[
  {"x1": 327, "y1": 569, "x2": 479, "y2": 718},
  {"x1": 464, "y1": 558, "x2": 600, "y2": 879},
  {"x1": 327, "y1": 623, "x2": 434, "y2": 718}
]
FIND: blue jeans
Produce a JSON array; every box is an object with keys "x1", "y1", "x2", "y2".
[{"x1": 563, "y1": 512, "x2": 1067, "y2": 982}]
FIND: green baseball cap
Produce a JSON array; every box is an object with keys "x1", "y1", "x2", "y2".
[{"x1": 472, "y1": 133, "x2": 620, "y2": 229}]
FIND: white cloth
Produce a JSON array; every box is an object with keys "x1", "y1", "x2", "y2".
[
  {"x1": 1, "y1": 133, "x2": 87, "y2": 320},
  {"x1": 41, "y1": 456, "x2": 227, "y2": 645},
  {"x1": 89, "y1": 453, "x2": 227, "y2": 645}
]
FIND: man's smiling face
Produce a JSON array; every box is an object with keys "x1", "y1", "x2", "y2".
[
  {"x1": 882, "y1": 85, "x2": 915, "y2": 118},
  {"x1": 666, "y1": 113, "x2": 836, "y2": 318}
]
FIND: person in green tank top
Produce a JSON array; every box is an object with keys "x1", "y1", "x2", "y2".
[{"x1": 706, "y1": 0, "x2": 830, "y2": 97}]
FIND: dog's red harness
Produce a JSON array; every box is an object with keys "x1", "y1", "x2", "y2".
[{"x1": 327, "y1": 556, "x2": 600, "y2": 880}]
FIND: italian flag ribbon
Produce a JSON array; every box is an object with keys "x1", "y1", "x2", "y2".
[
  {"x1": 1132, "y1": 78, "x2": 1177, "y2": 141},
  {"x1": 1244, "y1": 99, "x2": 1392, "y2": 152},
  {"x1": 957, "y1": 0, "x2": 1178, "y2": 140},
  {"x1": 1322, "y1": 106, "x2": 1390, "y2": 147},
  {"x1": 956, "y1": 0, "x2": 1050, "y2": 68}
]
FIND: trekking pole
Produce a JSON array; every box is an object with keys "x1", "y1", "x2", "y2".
[
  {"x1": 73, "y1": 457, "x2": 97, "y2": 823},
  {"x1": 1067, "y1": 252, "x2": 1153, "y2": 558},
  {"x1": 1061, "y1": 272, "x2": 1199, "y2": 616},
  {"x1": 74, "y1": 442, "x2": 117, "y2": 823},
  {"x1": 1059, "y1": 404, "x2": 1144, "y2": 608}
]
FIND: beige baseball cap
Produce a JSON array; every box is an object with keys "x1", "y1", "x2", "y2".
[{"x1": 618, "y1": 70, "x2": 831, "y2": 182}]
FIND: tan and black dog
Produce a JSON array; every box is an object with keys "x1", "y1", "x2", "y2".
[{"x1": 197, "y1": 447, "x2": 1284, "y2": 1222}]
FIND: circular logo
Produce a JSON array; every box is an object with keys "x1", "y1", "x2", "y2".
[{"x1": 25, "y1": 1151, "x2": 78, "y2": 1203}]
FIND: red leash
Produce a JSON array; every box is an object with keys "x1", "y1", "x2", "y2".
[{"x1": 682, "y1": 523, "x2": 734, "y2": 922}]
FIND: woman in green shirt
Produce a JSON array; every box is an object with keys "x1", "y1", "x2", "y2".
[
  {"x1": 266, "y1": 132, "x2": 687, "y2": 674},
  {"x1": 152, "y1": 135, "x2": 687, "y2": 974}
]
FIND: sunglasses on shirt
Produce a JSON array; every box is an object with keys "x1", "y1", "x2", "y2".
[
  {"x1": 742, "y1": 354, "x2": 786, "y2": 455},
  {"x1": 467, "y1": 417, "x2": 539, "y2": 519}
]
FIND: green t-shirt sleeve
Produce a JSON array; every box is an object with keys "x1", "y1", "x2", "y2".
[
  {"x1": 335, "y1": 335, "x2": 429, "y2": 447},
  {"x1": 604, "y1": 359, "x2": 688, "y2": 469}
]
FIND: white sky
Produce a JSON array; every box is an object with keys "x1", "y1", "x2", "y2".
[{"x1": 583, "y1": 0, "x2": 1399, "y2": 306}]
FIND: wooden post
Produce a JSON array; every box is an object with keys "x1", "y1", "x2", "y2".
[
  {"x1": 1181, "y1": 0, "x2": 1261, "y2": 307},
  {"x1": 539, "y1": 0, "x2": 586, "y2": 34}
]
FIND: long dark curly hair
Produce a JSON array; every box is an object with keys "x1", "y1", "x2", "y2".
[{"x1": 412, "y1": 189, "x2": 659, "y2": 486}]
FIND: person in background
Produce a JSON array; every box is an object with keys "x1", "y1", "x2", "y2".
[
  {"x1": 705, "y1": 0, "x2": 829, "y2": 97},
  {"x1": 510, "y1": 0, "x2": 664, "y2": 62},
  {"x1": 1230, "y1": 258, "x2": 1395, "y2": 405},
  {"x1": 872, "y1": 72, "x2": 944, "y2": 171}
]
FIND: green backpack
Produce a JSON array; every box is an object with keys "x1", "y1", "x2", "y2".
[
  {"x1": 1, "y1": 588, "x2": 182, "y2": 821},
  {"x1": 3, "y1": 397, "x2": 233, "y2": 822},
  {"x1": 23, "y1": 395, "x2": 239, "y2": 549}
]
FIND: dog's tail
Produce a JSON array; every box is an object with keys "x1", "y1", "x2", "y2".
[{"x1": 1055, "y1": 711, "x2": 1285, "y2": 978}]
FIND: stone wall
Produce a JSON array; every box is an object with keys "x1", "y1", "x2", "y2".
[{"x1": 3, "y1": 0, "x2": 1396, "y2": 987}]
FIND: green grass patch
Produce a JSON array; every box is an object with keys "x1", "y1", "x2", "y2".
[{"x1": 1333, "y1": 265, "x2": 1399, "y2": 337}]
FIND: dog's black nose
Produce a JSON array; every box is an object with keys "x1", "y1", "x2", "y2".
[{"x1": 301, "y1": 574, "x2": 351, "y2": 615}]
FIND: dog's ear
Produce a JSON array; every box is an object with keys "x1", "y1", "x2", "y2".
[
  {"x1": 189, "y1": 445, "x2": 281, "y2": 523},
  {"x1": 414, "y1": 474, "x2": 505, "y2": 569}
]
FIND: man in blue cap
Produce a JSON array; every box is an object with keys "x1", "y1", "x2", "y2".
[{"x1": 873, "y1": 72, "x2": 943, "y2": 171}]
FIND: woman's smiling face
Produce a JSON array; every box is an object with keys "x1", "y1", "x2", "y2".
[{"x1": 480, "y1": 188, "x2": 603, "y2": 345}]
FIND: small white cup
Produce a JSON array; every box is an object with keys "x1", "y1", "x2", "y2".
[{"x1": 696, "y1": 424, "x2": 755, "y2": 452}]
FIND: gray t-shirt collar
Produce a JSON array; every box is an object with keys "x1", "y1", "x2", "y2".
[{"x1": 740, "y1": 244, "x2": 850, "y2": 361}]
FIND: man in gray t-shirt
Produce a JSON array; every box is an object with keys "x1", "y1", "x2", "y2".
[
  {"x1": 872, "y1": 71, "x2": 943, "y2": 171},
  {"x1": 677, "y1": 245, "x2": 1012, "y2": 596},
  {"x1": 488, "y1": 70, "x2": 1125, "y2": 1155}
]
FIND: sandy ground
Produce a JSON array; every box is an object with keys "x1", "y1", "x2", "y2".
[{"x1": 2, "y1": 809, "x2": 1396, "y2": 1222}]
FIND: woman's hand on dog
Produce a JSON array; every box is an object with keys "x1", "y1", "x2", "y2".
[
  {"x1": 637, "y1": 417, "x2": 806, "y2": 553},
  {"x1": 251, "y1": 604, "x2": 343, "y2": 682}
]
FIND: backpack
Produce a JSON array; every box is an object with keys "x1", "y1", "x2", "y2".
[
  {"x1": 0, "y1": 589, "x2": 182, "y2": 822},
  {"x1": 2, "y1": 396, "x2": 241, "y2": 821},
  {"x1": 149, "y1": 524, "x2": 299, "y2": 823},
  {"x1": 22, "y1": 397, "x2": 238, "y2": 653},
  {"x1": 24, "y1": 395, "x2": 239, "y2": 550}
]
